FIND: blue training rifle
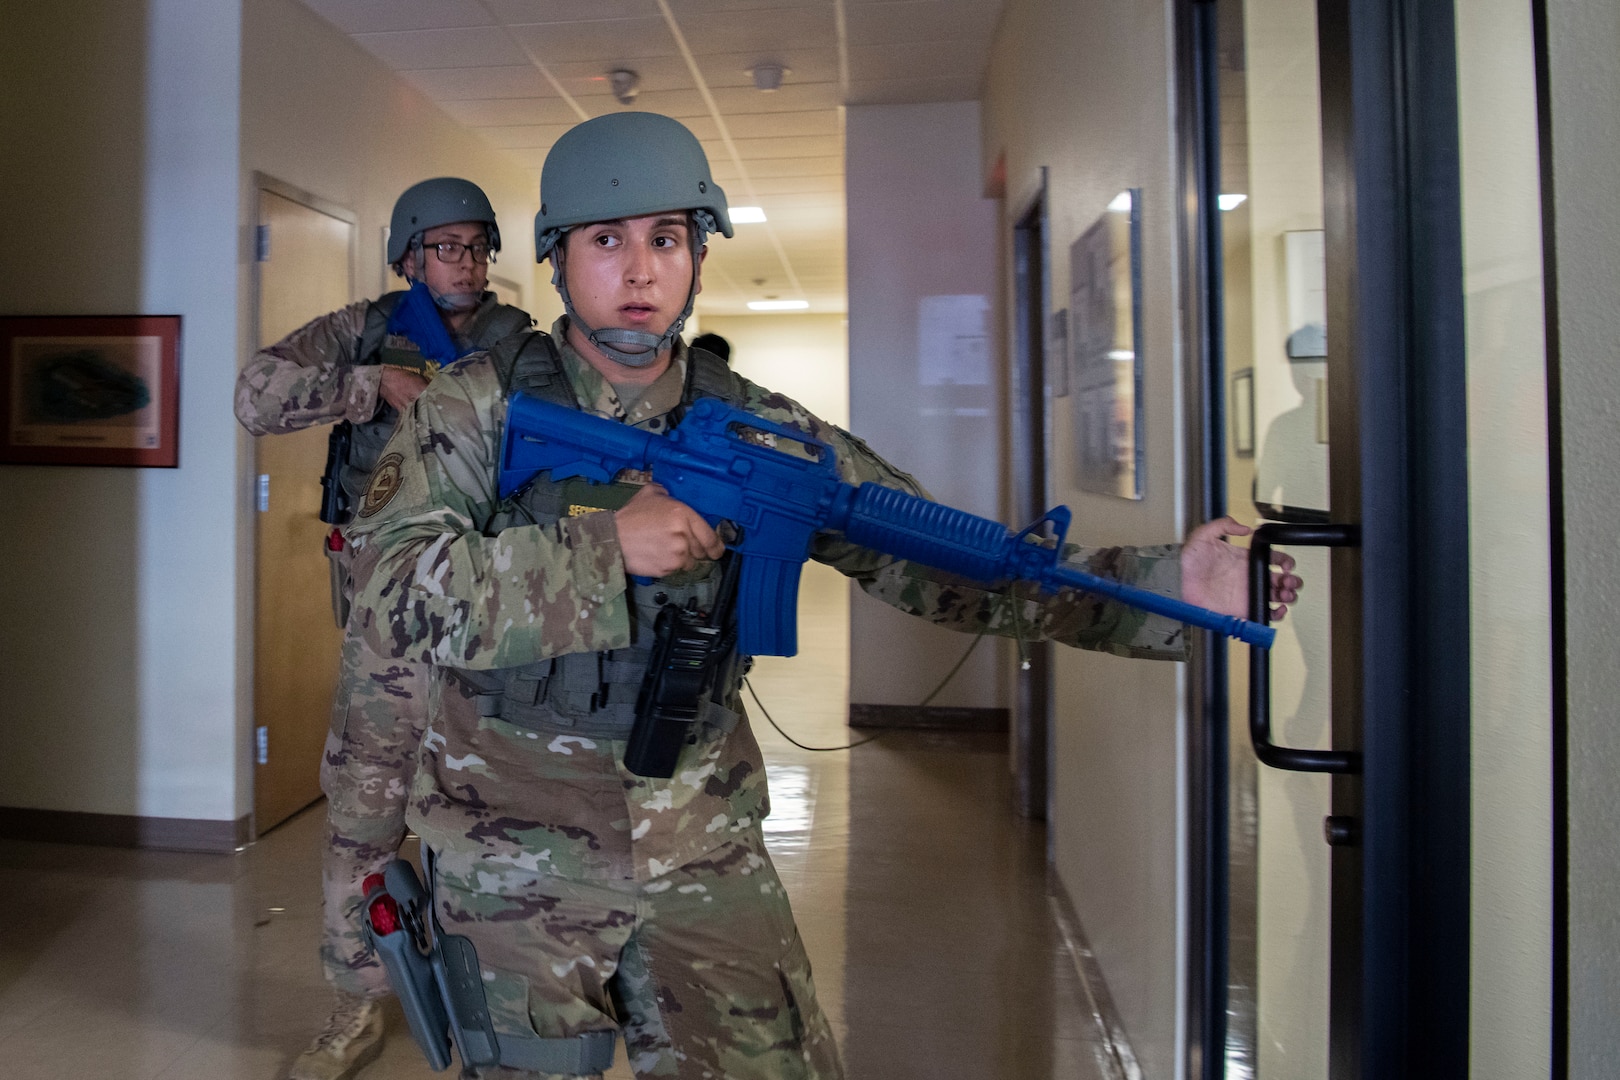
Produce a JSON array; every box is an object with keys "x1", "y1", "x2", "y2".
[{"x1": 498, "y1": 394, "x2": 1276, "y2": 654}]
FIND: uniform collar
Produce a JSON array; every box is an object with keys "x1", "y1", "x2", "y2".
[{"x1": 549, "y1": 317, "x2": 689, "y2": 424}]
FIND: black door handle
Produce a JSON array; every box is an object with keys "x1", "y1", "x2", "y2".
[{"x1": 1248, "y1": 523, "x2": 1361, "y2": 773}]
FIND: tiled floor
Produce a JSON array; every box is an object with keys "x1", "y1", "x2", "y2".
[{"x1": 0, "y1": 564, "x2": 1118, "y2": 1079}]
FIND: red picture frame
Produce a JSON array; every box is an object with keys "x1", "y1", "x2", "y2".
[{"x1": 0, "y1": 315, "x2": 181, "y2": 468}]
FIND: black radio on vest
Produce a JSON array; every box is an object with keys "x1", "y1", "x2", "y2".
[{"x1": 626, "y1": 553, "x2": 742, "y2": 778}]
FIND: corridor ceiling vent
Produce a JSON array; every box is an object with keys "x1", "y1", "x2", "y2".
[{"x1": 750, "y1": 63, "x2": 788, "y2": 92}]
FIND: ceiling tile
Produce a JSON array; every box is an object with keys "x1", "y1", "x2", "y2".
[
  {"x1": 679, "y1": 48, "x2": 843, "y2": 88},
  {"x1": 668, "y1": 7, "x2": 836, "y2": 58},
  {"x1": 438, "y1": 97, "x2": 581, "y2": 127},
  {"x1": 720, "y1": 109, "x2": 842, "y2": 139},
  {"x1": 719, "y1": 134, "x2": 842, "y2": 159},
  {"x1": 352, "y1": 26, "x2": 530, "y2": 69},
  {"x1": 730, "y1": 175, "x2": 845, "y2": 197},
  {"x1": 300, "y1": 0, "x2": 493, "y2": 34},
  {"x1": 713, "y1": 156, "x2": 845, "y2": 180},
  {"x1": 844, "y1": 0, "x2": 1002, "y2": 45},
  {"x1": 607, "y1": 88, "x2": 713, "y2": 118},
  {"x1": 544, "y1": 56, "x2": 698, "y2": 97},
  {"x1": 295, "y1": 0, "x2": 1012, "y2": 317},
  {"x1": 486, "y1": 0, "x2": 657, "y2": 22},
  {"x1": 401, "y1": 65, "x2": 553, "y2": 100},
  {"x1": 705, "y1": 82, "x2": 843, "y2": 114},
  {"x1": 475, "y1": 123, "x2": 578, "y2": 149},
  {"x1": 505, "y1": 18, "x2": 677, "y2": 64},
  {"x1": 846, "y1": 74, "x2": 983, "y2": 106},
  {"x1": 503, "y1": 148, "x2": 551, "y2": 170},
  {"x1": 847, "y1": 39, "x2": 990, "y2": 84}
]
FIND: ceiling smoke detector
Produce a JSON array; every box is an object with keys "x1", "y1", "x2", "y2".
[
  {"x1": 610, "y1": 69, "x2": 641, "y2": 105},
  {"x1": 749, "y1": 63, "x2": 787, "y2": 92}
]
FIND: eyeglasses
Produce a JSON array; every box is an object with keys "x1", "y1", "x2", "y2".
[{"x1": 421, "y1": 240, "x2": 495, "y2": 265}]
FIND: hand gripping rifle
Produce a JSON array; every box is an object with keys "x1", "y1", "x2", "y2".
[{"x1": 498, "y1": 394, "x2": 1276, "y2": 657}]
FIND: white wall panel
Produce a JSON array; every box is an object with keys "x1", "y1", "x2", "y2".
[{"x1": 845, "y1": 101, "x2": 1006, "y2": 711}]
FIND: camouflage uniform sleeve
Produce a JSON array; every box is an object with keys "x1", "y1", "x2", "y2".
[
  {"x1": 803, "y1": 420, "x2": 1189, "y2": 661},
  {"x1": 234, "y1": 301, "x2": 383, "y2": 435},
  {"x1": 342, "y1": 361, "x2": 633, "y2": 670}
]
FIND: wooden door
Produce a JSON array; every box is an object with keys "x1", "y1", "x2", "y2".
[{"x1": 253, "y1": 187, "x2": 354, "y2": 834}]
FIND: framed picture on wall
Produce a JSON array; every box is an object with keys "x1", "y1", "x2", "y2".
[
  {"x1": 0, "y1": 315, "x2": 181, "y2": 468},
  {"x1": 1069, "y1": 189, "x2": 1144, "y2": 499}
]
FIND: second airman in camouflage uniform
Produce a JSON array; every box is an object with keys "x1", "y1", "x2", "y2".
[{"x1": 235, "y1": 177, "x2": 531, "y2": 1080}]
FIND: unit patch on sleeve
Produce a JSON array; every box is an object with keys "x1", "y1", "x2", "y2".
[{"x1": 359, "y1": 452, "x2": 405, "y2": 518}]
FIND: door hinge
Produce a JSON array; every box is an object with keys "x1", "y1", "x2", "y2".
[
  {"x1": 256, "y1": 224, "x2": 271, "y2": 262},
  {"x1": 256, "y1": 726, "x2": 269, "y2": 765},
  {"x1": 257, "y1": 474, "x2": 270, "y2": 512}
]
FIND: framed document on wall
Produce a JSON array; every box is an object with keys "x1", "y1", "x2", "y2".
[
  {"x1": 0, "y1": 314, "x2": 181, "y2": 468},
  {"x1": 1069, "y1": 189, "x2": 1143, "y2": 499}
]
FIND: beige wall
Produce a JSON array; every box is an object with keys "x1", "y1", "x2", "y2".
[
  {"x1": 696, "y1": 313, "x2": 849, "y2": 428},
  {"x1": 0, "y1": 0, "x2": 246, "y2": 824},
  {"x1": 983, "y1": 0, "x2": 1189, "y2": 1072},
  {"x1": 0, "y1": 0, "x2": 543, "y2": 828},
  {"x1": 235, "y1": 0, "x2": 545, "y2": 821},
  {"x1": 1546, "y1": 0, "x2": 1620, "y2": 1075},
  {"x1": 1455, "y1": 1, "x2": 1556, "y2": 1076}
]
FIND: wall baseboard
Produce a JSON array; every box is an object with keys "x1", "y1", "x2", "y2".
[
  {"x1": 0, "y1": 807, "x2": 250, "y2": 853},
  {"x1": 1049, "y1": 874, "x2": 1143, "y2": 1080},
  {"x1": 847, "y1": 703, "x2": 1009, "y2": 731}
]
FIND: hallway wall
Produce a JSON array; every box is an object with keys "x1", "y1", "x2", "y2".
[
  {"x1": 696, "y1": 312, "x2": 848, "y2": 428},
  {"x1": 1455, "y1": 0, "x2": 1556, "y2": 1075},
  {"x1": 845, "y1": 102, "x2": 1008, "y2": 712},
  {"x1": 0, "y1": 0, "x2": 543, "y2": 843},
  {"x1": 982, "y1": 1, "x2": 1189, "y2": 1074},
  {"x1": 0, "y1": 0, "x2": 246, "y2": 834},
  {"x1": 236, "y1": 0, "x2": 545, "y2": 825},
  {"x1": 1545, "y1": 0, "x2": 1620, "y2": 1074}
]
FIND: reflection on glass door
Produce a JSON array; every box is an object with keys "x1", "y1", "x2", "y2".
[{"x1": 1216, "y1": 0, "x2": 1334, "y2": 1074}]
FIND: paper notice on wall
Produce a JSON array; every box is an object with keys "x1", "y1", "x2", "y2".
[{"x1": 917, "y1": 294, "x2": 990, "y2": 387}]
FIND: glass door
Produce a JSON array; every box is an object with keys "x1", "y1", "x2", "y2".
[
  {"x1": 1214, "y1": 0, "x2": 1334, "y2": 1073},
  {"x1": 1188, "y1": 0, "x2": 1474, "y2": 1076}
]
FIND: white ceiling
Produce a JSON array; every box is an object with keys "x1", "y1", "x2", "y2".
[{"x1": 298, "y1": 0, "x2": 1007, "y2": 314}]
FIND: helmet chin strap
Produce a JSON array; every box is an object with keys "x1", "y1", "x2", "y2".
[{"x1": 550, "y1": 238, "x2": 700, "y2": 370}]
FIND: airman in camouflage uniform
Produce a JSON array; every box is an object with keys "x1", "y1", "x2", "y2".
[
  {"x1": 345, "y1": 114, "x2": 1299, "y2": 1079},
  {"x1": 235, "y1": 177, "x2": 532, "y2": 1080}
]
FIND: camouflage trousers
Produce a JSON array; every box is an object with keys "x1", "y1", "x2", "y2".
[
  {"x1": 433, "y1": 827, "x2": 843, "y2": 1080},
  {"x1": 318, "y1": 630, "x2": 429, "y2": 998}
]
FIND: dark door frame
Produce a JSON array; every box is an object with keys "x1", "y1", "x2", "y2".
[
  {"x1": 1173, "y1": 3, "x2": 1229, "y2": 1075},
  {"x1": 1175, "y1": 0, "x2": 1473, "y2": 1076},
  {"x1": 1010, "y1": 172, "x2": 1054, "y2": 824}
]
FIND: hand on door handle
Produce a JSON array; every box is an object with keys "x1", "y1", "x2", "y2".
[{"x1": 1181, "y1": 516, "x2": 1304, "y2": 622}]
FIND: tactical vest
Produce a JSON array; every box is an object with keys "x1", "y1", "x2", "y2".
[
  {"x1": 326, "y1": 293, "x2": 532, "y2": 523},
  {"x1": 446, "y1": 334, "x2": 751, "y2": 741}
]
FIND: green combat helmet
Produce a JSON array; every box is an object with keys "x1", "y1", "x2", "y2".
[
  {"x1": 388, "y1": 178, "x2": 502, "y2": 309},
  {"x1": 534, "y1": 112, "x2": 733, "y2": 367}
]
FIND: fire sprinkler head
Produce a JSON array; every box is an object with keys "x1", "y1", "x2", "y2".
[{"x1": 610, "y1": 69, "x2": 641, "y2": 104}]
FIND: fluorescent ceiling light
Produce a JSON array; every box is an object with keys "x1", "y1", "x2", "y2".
[
  {"x1": 1219, "y1": 193, "x2": 1247, "y2": 211},
  {"x1": 730, "y1": 206, "x2": 767, "y2": 223},
  {"x1": 1107, "y1": 192, "x2": 1133, "y2": 212},
  {"x1": 747, "y1": 300, "x2": 809, "y2": 311}
]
